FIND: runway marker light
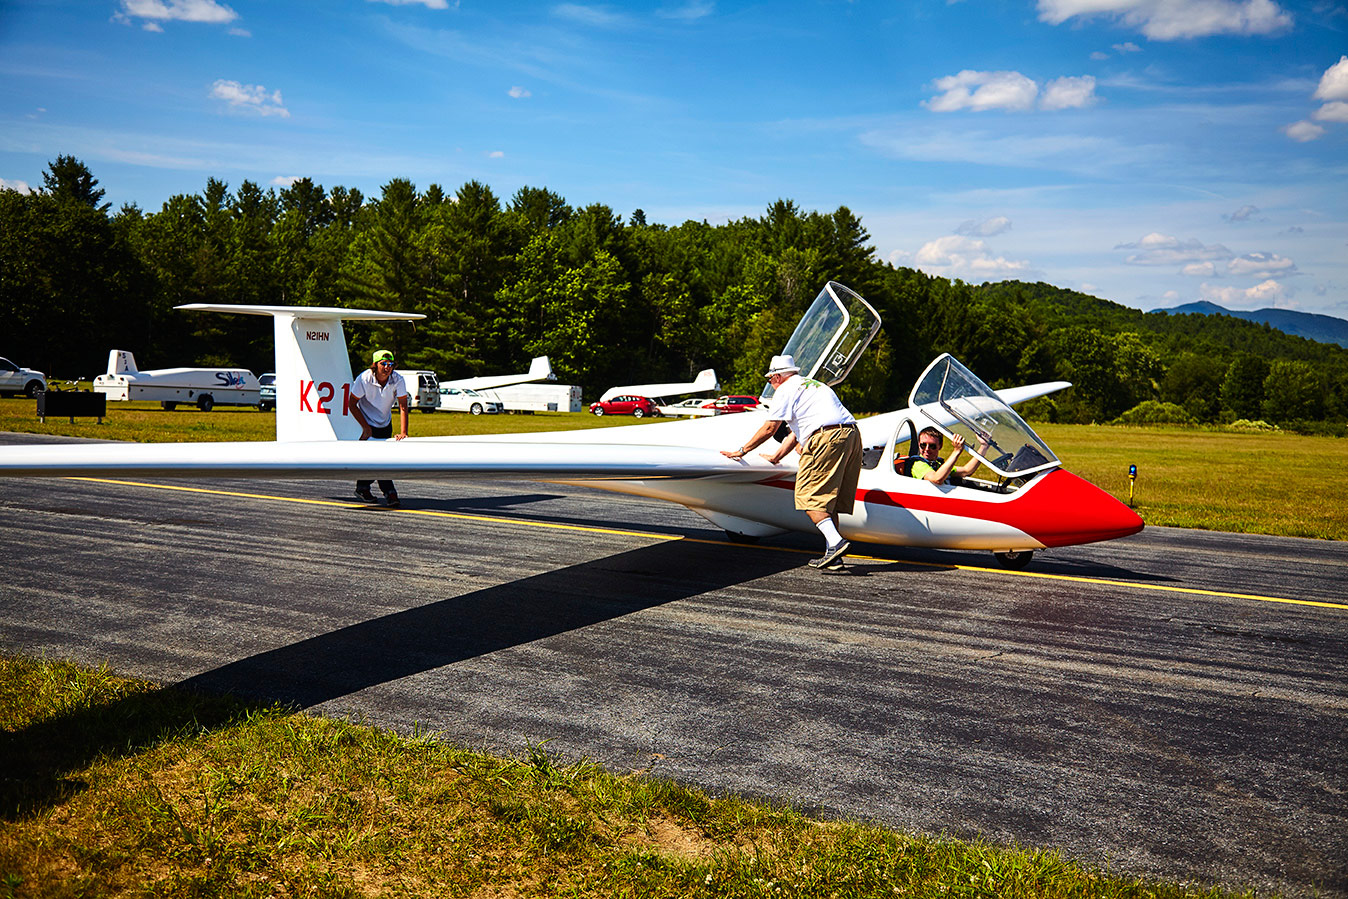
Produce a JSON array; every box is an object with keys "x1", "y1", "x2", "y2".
[{"x1": 1128, "y1": 464, "x2": 1137, "y2": 507}]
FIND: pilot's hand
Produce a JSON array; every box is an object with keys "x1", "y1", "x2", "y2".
[
  {"x1": 360, "y1": 424, "x2": 372, "y2": 440},
  {"x1": 394, "y1": 433, "x2": 407, "y2": 441},
  {"x1": 950, "y1": 434, "x2": 966, "y2": 453},
  {"x1": 759, "y1": 452, "x2": 781, "y2": 465},
  {"x1": 721, "y1": 449, "x2": 744, "y2": 460}
]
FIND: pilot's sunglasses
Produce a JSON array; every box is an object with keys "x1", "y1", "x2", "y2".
[
  {"x1": 919, "y1": 442, "x2": 940, "y2": 450},
  {"x1": 378, "y1": 360, "x2": 395, "y2": 367}
]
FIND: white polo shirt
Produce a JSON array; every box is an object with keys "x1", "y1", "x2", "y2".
[
  {"x1": 349, "y1": 368, "x2": 407, "y2": 429},
  {"x1": 768, "y1": 374, "x2": 855, "y2": 445}
]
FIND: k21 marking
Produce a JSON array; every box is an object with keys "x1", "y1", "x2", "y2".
[{"x1": 299, "y1": 380, "x2": 351, "y2": 414}]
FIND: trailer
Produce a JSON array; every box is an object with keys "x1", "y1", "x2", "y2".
[
  {"x1": 92, "y1": 350, "x2": 261, "y2": 411},
  {"x1": 487, "y1": 383, "x2": 582, "y2": 413}
]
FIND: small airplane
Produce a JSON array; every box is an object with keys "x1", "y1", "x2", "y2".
[
  {"x1": 599, "y1": 368, "x2": 719, "y2": 416},
  {"x1": 440, "y1": 356, "x2": 554, "y2": 393},
  {"x1": 0, "y1": 283, "x2": 1142, "y2": 568}
]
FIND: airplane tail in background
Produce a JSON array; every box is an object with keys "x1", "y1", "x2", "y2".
[
  {"x1": 528, "y1": 355, "x2": 554, "y2": 381},
  {"x1": 177, "y1": 305, "x2": 424, "y2": 441},
  {"x1": 107, "y1": 350, "x2": 137, "y2": 374}
]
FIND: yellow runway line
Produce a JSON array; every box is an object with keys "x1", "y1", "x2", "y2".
[{"x1": 70, "y1": 477, "x2": 1346, "y2": 612}]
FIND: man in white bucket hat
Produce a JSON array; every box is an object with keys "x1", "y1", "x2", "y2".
[{"x1": 722, "y1": 353, "x2": 862, "y2": 570}]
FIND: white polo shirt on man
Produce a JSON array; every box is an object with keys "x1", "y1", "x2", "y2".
[
  {"x1": 349, "y1": 368, "x2": 407, "y2": 429},
  {"x1": 768, "y1": 374, "x2": 856, "y2": 445}
]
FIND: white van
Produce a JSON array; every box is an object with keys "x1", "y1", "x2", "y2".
[{"x1": 392, "y1": 369, "x2": 440, "y2": 413}]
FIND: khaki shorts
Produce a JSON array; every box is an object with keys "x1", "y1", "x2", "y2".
[{"x1": 794, "y1": 425, "x2": 862, "y2": 514}]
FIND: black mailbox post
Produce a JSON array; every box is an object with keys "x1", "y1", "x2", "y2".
[{"x1": 37, "y1": 391, "x2": 107, "y2": 423}]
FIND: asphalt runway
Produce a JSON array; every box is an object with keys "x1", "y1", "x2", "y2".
[{"x1": 1, "y1": 432, "x2": 1345, "y2": 897}]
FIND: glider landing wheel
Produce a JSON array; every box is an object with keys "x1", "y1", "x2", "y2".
[
  {"x1": 197, "y1": 395, "x2": 214, "y2": 412},
  {"x1": 725, "y1": 531, "x2": 759, "y2": 545},
  {"x1": 993, "y1": 550, "x2": 1034, "y2": 570}
]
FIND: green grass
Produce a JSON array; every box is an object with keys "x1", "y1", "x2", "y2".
[
  {"x1": 2, "y1": 397, "x2": 1345, "y2": 540},
  {"x1": 0, "y1": 656, "x2": 1261, "y2": 899},
  {"x1": 1036, "y1": 423, "x2": 1348, "y2": 540}
]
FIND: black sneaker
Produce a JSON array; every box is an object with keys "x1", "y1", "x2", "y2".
[
  {"x1": 384, "y1": 493, "x2": 400, "y2": 508},
  {"x1": 808, "y1": 540, "x2": 850, "y2": 569},
  {"x1": 355, "y1": 488, "x2": 377, "y2": 504}
]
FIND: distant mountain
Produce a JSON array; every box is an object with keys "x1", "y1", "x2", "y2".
[{"x1": 1159, "y1": 301, "x2": 1348, "y2": 348}]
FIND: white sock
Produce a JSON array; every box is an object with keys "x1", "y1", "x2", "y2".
[{"x1": 816, "y1": 518, "x2": 843, "y2": 547}]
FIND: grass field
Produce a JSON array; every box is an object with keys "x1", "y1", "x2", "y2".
[
  {"x1": 0, "y1": 656, "x2": 1257, "y2": 899},
  {"x1": 1, "y1": 396, "x2": 1345, "y2": 540}
]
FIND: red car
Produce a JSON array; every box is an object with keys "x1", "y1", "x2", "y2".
[
  {"x1": 701, "y1": 394, "x2": 760, "y2": 414},
  {"x1": 589, "y1": 395, "x2": 660, "y2": 418}
]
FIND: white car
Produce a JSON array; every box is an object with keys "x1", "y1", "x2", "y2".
[
  {"x1": 437, "y1": 386, "x2": 502, "y2": 415},
  {"x1": 0, "y1": 357, "x2": 47, "y2": 397}
]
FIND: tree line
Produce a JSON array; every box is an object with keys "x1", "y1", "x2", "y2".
[{"x1": 3, "y1": 156, "x2": 1346, "y2": 428}]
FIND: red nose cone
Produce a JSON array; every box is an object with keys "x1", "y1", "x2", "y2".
[{"x1": 1011, "y1": 468, "x2": 1144, "y2": 548}]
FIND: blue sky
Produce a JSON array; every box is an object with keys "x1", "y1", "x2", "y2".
[{"x1": 2, "y1": 0, "x2": 1346, "y2": 320}]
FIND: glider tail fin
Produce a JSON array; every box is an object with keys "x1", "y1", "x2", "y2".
[
  {"x1": 108, "y1": 350, "x2": 137, "y2": 374},
  {"x1": 176, "y1": 304, "x2": 424, "y2": 441}
]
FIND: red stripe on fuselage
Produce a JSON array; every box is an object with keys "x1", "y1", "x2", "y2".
[{"x1": 764, "y1": 468, "x2": 1143, "y2": 548}]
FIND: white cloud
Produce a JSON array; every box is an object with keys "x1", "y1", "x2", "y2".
[
  {"x1": 271, "y1": 176, "x2": 302, "y2": 187},
  {"x1": 367, "y1": 0, "x2": 453, "y2": 7},
  {"x1": 1313, "y1": 55, "x2": 1348, "y2": 102},
  {"x1": 925, "y1": 70, "x2": 1038, "y2": 112},
  {"x1": 118, "y1": 0, "x2": 238, "y2": 25},
  {"x1": 1, "y1": 178, "x2": 34, "y2": 193},
  {"x1": 1113, "y1": 41, "x2": 1142, "y2": 53},
  {"x1": 209, "y1": 80, "x2": 290, "y2": 118},
  {"x1": 143, "y1": 22, "x2": 164, "y2": 32},
  {"x1": 1283, "y1": 120, "x2": 1324, "y2": 142},
  {"x1": 508, "y1": 86, "x2": 531, "y2": 98},
  {"x1": 488, "y1": 150, "x2": 505, "y2": 158},
  {"x1": 1200, "y1": 278, "x2": 1288, "y2": 310},
  {"x1": 1182, "y1": 261, "x2": 1216, "y2": 276},
  {"x1": 1040, "y1": 75, "x2": 1098, "y2": 110},
  {"x1": 657, "y1": 1, "x2": 714, "y2": 20},
  {"x1": 1227, "y1": 252, "x2": 1296, "y2": 277},
  {"x1": 913, "y1": 235, "x2": 1031, "y2": 279},
  {"x1": 1312, "y1": 101, "x2": 1348, "y2": 123},
  {"x1": 1036, "y1": 0, "x2": 1293, "y2": 40},
  {"x1": 955, "y1": 216, "x2": 1012, "y2": 237},
  {"x1": 552, "y1": 4, "x2": 629, "y2": 27},
  {"x1": 924, "y1": 70, "x2": 1096, "y2": 112},
  {"x1": 1225, "y1": 204, "x2": 1259, "y2": 222},
  {"x1": 1117, "y1": 232, "x2": 1232, "y2": 266}
]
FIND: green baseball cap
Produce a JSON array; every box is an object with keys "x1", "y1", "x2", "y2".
[{"x1": 372, "y1": 350, "x2": 394, "y2": 364}]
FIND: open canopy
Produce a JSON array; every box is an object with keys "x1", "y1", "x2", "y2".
[
  {"x1": 762, "y1": 282, "x2": 880, "y2": 400},
  {"x1": 911, "y1": 354, "x2": 1060, "y2": 479}
]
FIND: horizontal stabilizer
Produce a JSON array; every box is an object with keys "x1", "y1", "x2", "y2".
[{"x1": 176, "y1": 304, "x2": 424, "y2": 322}]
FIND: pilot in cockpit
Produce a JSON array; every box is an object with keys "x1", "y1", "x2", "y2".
[{"x1": 906, "y1": 427, "x2": 989, "y2": 485}]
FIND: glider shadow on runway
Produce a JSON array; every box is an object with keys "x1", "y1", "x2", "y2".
[{"x1": 176, "y1": 538, "x2": 803, "y2": 709}]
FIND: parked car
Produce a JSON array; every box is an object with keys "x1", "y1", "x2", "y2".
[
  {"x1": 0, "y1": 357, "x2": 46, "y2": 397},
  {"x1": 702, "y1": 394, "x2": 760, "y2": 414},
  {"x1": 589, "y1": 395, "x2": 660, "y2": 418},
  {"x1": 258, "y1": 372, "x2": 276, "y2": 411},
  {"x1": 438, "y1": 386, "x2": 501, "y2": 415}
]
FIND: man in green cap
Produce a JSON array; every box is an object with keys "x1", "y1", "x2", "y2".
[{"x1": 347, "y1": 349, "x2": 409, "y2": 507}]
